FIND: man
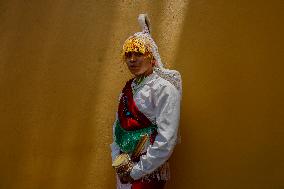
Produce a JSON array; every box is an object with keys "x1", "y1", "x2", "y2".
[{"x1": 110, "y1": 14, "x2": 182, "y2": 189}]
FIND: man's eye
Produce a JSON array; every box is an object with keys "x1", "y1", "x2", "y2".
[{"x1": 125, "y1": 52, "x2": 132, "y2": 58}]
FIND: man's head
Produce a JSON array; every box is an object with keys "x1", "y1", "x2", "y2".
[
  {"x1": 122, "y1": 36, "x2": 156, "y2": 77},
  {"x1": 120, "y1": 13, "x2": 182, "y2": 94}
]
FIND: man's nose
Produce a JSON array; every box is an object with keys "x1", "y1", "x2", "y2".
[{"x1": 130, "y1": 54, "x2": 136, "y2": 62}]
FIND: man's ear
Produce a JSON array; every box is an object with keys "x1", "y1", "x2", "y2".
[{"x1": 151, "y1": 60, "x2": 156, "y2": 66}]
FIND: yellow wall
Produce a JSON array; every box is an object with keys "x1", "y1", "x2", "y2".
[{"x1": 0, "y1": 0, "x2": 283, "y2": 188}]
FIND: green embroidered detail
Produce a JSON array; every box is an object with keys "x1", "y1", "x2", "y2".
[
  {"x1": 115, "y1": 120, "x2": 157, "y2": 153},
  {"x1": 132, "y1": 76, "x2": 146, "y2": 95},
  {"x1": 134, "y1": 76, "x2": 145, "y2": 85}
]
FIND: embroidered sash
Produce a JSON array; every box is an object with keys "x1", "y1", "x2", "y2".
[{"x1": 115, "y1": 79, "x2": 157, "y2": 153}]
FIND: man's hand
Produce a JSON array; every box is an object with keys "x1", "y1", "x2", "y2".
[{"x1": 119, "y1": 173, "x2": 134, "y2": 184}]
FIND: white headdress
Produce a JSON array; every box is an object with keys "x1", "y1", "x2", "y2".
[{"x1": 123, "y1": 14, "x2": 182, "y2": 96}]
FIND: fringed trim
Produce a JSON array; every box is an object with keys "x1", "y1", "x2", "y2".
[{"x1": 141, "y1": 161, "x2": 170, "y2": 182}]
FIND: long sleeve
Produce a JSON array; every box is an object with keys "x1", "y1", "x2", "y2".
[
  {"x1": 110, "y1": 92, "x2": 124, "y2": 163},
  {"x1": 110, "y1": 113, "x2": 121, "y2": 162},
  {"x1": 130, "y1": 84, "x2": 181, "y2": 180}
]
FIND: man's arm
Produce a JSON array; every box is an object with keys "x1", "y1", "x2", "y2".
[
  {"x1": 130, "y1": 84, "x2": 181, "y2": 180},
  {"x1": 110, "y1": 113, "x2": 121, "y2": 162}
]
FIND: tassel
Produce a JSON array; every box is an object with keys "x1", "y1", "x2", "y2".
[
  {"x1": 138, "y1": 14, "x2": 151, "y2": 34},
  {"x1": 141, "y1": 161, "x2": 171, "y2": 182}
]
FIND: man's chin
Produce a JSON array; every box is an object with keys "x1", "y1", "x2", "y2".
[{"x1": 130, "y1": 71, "x2": 142, "y2": 76}]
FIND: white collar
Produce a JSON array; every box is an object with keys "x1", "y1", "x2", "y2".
[{"x1": 131, "y1": 70, "x2": 157, "y2": 91}]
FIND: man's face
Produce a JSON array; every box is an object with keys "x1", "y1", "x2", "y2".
[{"x1": 125, "y1": 51, "x2": 154, "y2": 77}]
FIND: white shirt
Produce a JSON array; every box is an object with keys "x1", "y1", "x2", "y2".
[{"x1": 110, "y1": 70, "x2": 181, "y2": 181}]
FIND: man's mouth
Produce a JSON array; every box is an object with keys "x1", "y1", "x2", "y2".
[{"x1": 129, "y1": 66, "x2": 139, "y2": 69}]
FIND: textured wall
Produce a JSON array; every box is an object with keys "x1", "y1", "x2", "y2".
[
  {"x1": 169, "y1": 1, "x2": 284, "y2": 188},
  {"x1": 0, "y1": 0, "x2": 283, "y2": 189}
]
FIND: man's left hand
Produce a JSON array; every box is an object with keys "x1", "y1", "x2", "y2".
[{"x1": 119, "y1": 173, "x2": 134, "y2": 184}]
